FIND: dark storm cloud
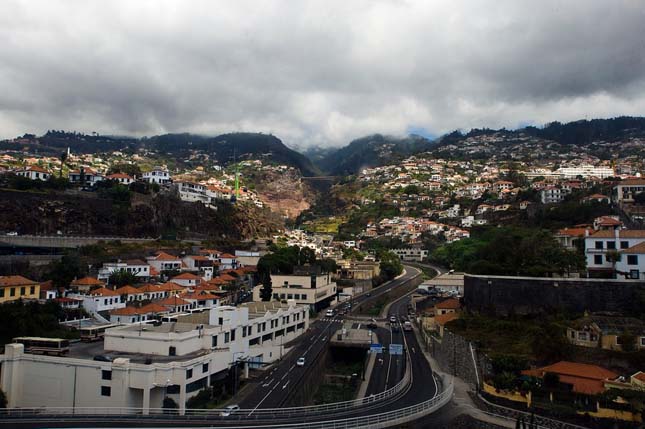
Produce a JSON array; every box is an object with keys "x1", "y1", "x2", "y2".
[{"x1": 1, "y1": 0, "x2": 645, "y2": 145}]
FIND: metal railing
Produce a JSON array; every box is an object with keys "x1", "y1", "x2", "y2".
[{"x1": 0, "y1": 376, "x2": 453, "y2": 429}]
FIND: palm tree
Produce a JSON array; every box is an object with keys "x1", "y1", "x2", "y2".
[{"x1": 59, "y1": 152, "x2": 67, "y2": 178}]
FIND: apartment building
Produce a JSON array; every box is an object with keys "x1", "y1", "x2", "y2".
[
  {"x1": 612, "y1": 178, "x2": 645, "y2": 203},
  {"x1": 0, "y1": 302, "x2": 308, "y2": 414},
  {"x1": 585, "y1": 230, "x2": 645, "y2": 279},
  {"x1": 254, "y1": 271, "x2": 337, "y2": 312},
  {"x1": 0, "y1": 276, "x2": 40, "y2": 303}
]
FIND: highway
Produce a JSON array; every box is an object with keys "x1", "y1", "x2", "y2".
[{"x1": 1, "y1": 264, "x2": 452, "y2": 428}]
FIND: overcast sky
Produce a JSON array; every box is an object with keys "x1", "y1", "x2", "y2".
[{"x1": 2, "y1": 0, "x2": 645, "y2": 147}]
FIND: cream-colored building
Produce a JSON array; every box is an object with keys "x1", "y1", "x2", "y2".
[
  {"x1": 253, "y1": 273, "x2": 337, "y2": 312},
  {"x1": 0, "y1": 275, "x2": 40, "y2": 303},
  {"x1": 0, "y1": 302, "x2": 308, "y2": 414}
]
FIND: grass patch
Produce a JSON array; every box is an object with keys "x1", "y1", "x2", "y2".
[{"x1": 312, "y1": 383, "x2": 356, "y2": 404}]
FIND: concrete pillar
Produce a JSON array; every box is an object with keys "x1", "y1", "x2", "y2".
[
  {"x1": 142, "y1": 387, "x2": 150, "y2": 415},
  {"x1": 179, "y1": 384, "x2": 187, "y2": 415},
  {"x1": 243, "y1": 362, "x2": 249, "y2": 379}
]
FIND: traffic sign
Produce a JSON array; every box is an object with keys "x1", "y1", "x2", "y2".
[
  {"x1": 389, "y1": 343, "x2": 403, "y2": 355},
  {"x1": 370, "y1": 343, "x2": 383, "y2": 354}
]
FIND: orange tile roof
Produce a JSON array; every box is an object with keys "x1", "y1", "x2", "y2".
[
  {"x1": 622, "y1": 242, "x2": 645, "y2": 254},
  {"x1": 556, "y1": 227, "x2": 591, "y2": 237},
  {"x1": 138, "y1": 284, "x2": 161, "y2": 293},
  {"x1": 107, "y1": 173, "x2": 133, "y2": 180},
  {"x1": 70, "y1": 276, "x2": 104, "y2": 286},
  {"x1": 156, "y1": 296, "x2": 191, "y2": 306},
  {"x1": 114, "y1": 285, "x2": 141, "y2": 295},
  {"x1": 522, "y1": 361, "x2": 618, "y2": 395},
  {"x1": 220, "y1": 253, "x2": 236, "y2": 259},
  {"x1": 171, "y1": 273, "x2": 202, "y2": 280},
  {"x1": 435, "y1": 298, "x2": 461, "y2": 310},
  {"x1": 218, "y1": 274, "x2": 236, "y2": 282},
  {"x1": 633, "y1": 372, "x2": 645, "y2": 383},
  {"x1": 193, "y1": 284, "x2": 223, "y2": 292},
  {"x1": 87, "y1": 287, "x2": 119, "y2": 297},
  {"x1": 206, "y1": 277, "x2": 227, "y2": 285},
  {"x1": 435, "y1": 313, "x2": 459, "y2": 326},
  {"x1": 152, "y1": 251, "x2": 180, "y2": 261},
  {"x1": 595, "y1": 216, "x2": 621, "y2": 226},
  {"x1": 0, "y1": 275, "x2": 38, "y2": 287},
  {"x1": 186, "y1": 255, "x2": 210, "y2": 261},
  {"x1": 158, "y1": 282, "x2": 185, "y2": 291},
  {"x1": 591, "y1": 230, "x2": 645, "y2": 238},
  {"x1": 111, "y1": 303, "x2": 168, "y2": 316}
]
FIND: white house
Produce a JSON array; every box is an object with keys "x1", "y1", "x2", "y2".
[
  {"x1": 170, "y1": 273, "x2": 203, "y2": 288},
  {"x1": 142, "y1": 167, "x2": 171, "y2": 185},
  {"x1": 15, "y1": 166, "x2": 51, "y2": 181},
  {"x1": 585, "y1": 229, "x2": 645, "y2": 278},
  {"x1": 68, "y1": 287, "x2": 126, "y2": 315},
  {"x1": 613, "y1": 179, "x2": 645, "y2": 203},
  {"x1": 106, "y1": 173, "x2": 134, "y2": 185},
  {"x1": 255, "y1": 272, "x2": 337, "y2": 312},
  {"x1": 541, "y1": 186, "x2": 570, "y2": 204},
  {"x1": 98, "y1": 260, "x2": 151, "y2": 283},
  {"x1": 146, "y1": 252, "x2": 182, "y2": 273},
  {"x1": 68, "y1": 168, "x2": 105, "y2": 186}
]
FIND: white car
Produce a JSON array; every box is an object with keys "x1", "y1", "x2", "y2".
[
  {"x1": 296, "y1": 357, "x2": 306, "y2": 367},
  {"x1": 220, "y1": 404, "x2": 240, "y2": 417},
  {"x1": 325, "y1": 309, "x2": 334, "y2": 317}
]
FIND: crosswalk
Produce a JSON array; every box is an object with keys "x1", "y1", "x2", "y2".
[{"x1": 319, "y1": 318, "x2": 343, "y2": 322}]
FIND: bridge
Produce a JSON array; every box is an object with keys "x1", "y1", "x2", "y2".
[{"x1": 0, "y1": 234, "x2": 158, "y2": 249}]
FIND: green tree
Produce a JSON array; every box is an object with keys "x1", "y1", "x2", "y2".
[
  {"x1": 258, "y1": 270, "x2": 273, "y2": 302},
  {"x1": 47, "y1": 253, "x2": 86, "y2": 289},
  {"x1": 378, "y1": 251, "x2": 403, "y2": 280},
  {"x1": 606, "y1": 250, "x2": 622, "y2": 277},
  {"x1": 59, "y1": 151, "x2": 68, "y2": 178},
  {"x1": 108, "y1": 269, "x2": 138, "y2": 287}
]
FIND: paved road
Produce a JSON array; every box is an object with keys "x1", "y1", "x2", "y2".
[{"x1": 2, "y1": 265, "x2": 451, "y2": 428}]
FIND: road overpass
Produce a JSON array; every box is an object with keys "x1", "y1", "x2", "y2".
[{"x1": 0, "y1": 265, "x2": 455, "y2": 428}]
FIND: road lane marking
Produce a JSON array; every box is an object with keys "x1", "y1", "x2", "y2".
[{"x1": 282, "y1": 380, "x2": 290, "y2": 390}]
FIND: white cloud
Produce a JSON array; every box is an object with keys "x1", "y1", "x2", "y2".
[{"x1": 1, "y1": 0, "x2": 644, "y2": 146}]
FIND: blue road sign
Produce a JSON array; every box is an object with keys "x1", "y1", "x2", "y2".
[
  {"x1": 389, "y1": 343, "x2": 403, "y2": 355},
  {"x1": 370, "y1": 343, "x2": 383, "y2": 353}
]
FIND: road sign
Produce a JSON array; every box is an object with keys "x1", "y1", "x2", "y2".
[
  {"x1": 389, "y1": 343, "x2": 403, "y2": 355},
  {"x1": 370, "y1": 343, "x2": 383, "y2": 354}
]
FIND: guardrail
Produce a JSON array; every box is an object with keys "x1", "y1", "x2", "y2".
[{"x1": 0, "y1": 375, "x2": 453, "y2": 429}]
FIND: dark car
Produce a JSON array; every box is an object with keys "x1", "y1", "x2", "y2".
[
  {"x1": 367, "y1": 322, "x2": 378, "y2": 330},
  {"x1": 93, "y1": 355, "x2": 113, "y2": 362}
]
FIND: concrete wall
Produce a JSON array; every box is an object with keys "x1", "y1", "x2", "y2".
[{"x1": 464, "y1": 274, "x2": 645, "y2": 316}]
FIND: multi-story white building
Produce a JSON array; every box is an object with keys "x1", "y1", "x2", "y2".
[
  {"x1": 612, "y1": 179, "x2": 645, "y2": 203},
  {"x1": 142, "y1": 167, "x2": 171, "y2": 185},
  {"x1": 585, "y1": 230, "x2": 645, "y2": 279},
  {"x1": 254, "y1": 272, "x2": 337, "y2": 312},
  {"x1": 555, "y1": 164, "x2": 615, "y2": 179},
  {"x1": 540, "y1": 186, "x2": 570, "y2": 204},
  {"x1": 147, "y1": 252, "x2": 182, "y2": 273},
  {"x1": 0, "y1": 302, "x2": 308, "y2": 414},
  {"x1": 392, "y1": 248, "x2": 429, "y2": 262},
  {"x1": 98, "y1": 260, "x2": 151, "y2": 283}
]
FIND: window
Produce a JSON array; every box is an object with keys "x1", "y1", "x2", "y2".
[
  {"x1": 594, "y1": 255, "x2": 603, "y2": 265},
  {"x1": 577, "y1": 332, "x2": 587, "y2": 341},
  {"x1": 186, "y1": 368, "x2": 193, "y2": 379},
  {"x1": 595, "y1": 241, "x2": 603, "y2": 249},
  {"x1": 606, "y1": 241, "x2": 615, "y2": 250},
  {"x1": 101, "y1": 386, "x2": 111, "y2": 396},
  {"x1": 627, "y1": 255, "x2": 638, "y2": 265},
  {"x1": 212, "y1": 335, "x2": 218, "y2": 347},
  {"x1": 202, "y1": 363, "x2": 209, "y2": 373},
  {"x1": 620, "y1": 241, "x2": 629, "y2": 249},
  {"x1": 224, "y1": 332, "x2": 230, "y2": 343},
  {"x1": 0, "y1": 289, "x2": 4, "y2": 298},
  {"x1": 102, "y1": 370, "x2": 112, "y2": 380},
  {"x1": 641, "y1": 337, "x2": 645, "y2": 347},
  {"x1": 169, "y1": 346, "x2": 176, "y2": 356},
  {"x1": 630, "y1": 270, "x2": 640, "y2": 279},
  {"x1": 10, "y1": 288, "x2": 15, "y2": 297},
  {"x1": 30, "y1": 286, "x2": 35, "y2": 294},
  {"x1": 231, "y1": 329, "x2": 236, "y2": 341}
]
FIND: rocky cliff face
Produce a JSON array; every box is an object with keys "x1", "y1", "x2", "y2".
[{"x1": 0, "y1": 189, "x2": 282, "y2": 240}]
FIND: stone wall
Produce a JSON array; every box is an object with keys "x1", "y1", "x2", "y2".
[
  {"x1": 464, "y1": 274, "x2": 645, "y2": 316},
  {"x1": 423, "y1": 329, "x2": 491, "y2": 388}
]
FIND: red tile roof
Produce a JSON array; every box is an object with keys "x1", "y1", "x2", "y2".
[
  {"x1": 522, "y1": 361, "x2": 618, "y2": 395},
  {"x1": 70, "y1": 276, "x2": 104, "y2": 286},
  {"x1": 171, "y1": 273, "x2": 202, "y2": 280},
  {"x1": 435, "y1": 298, "x2": 461, "y2": 310},
  {"x1": 115, "y1": 285, "x2": 141, "y2": 295},
  {"x1": 435, "y1": 313, "x2": 459, "y2": 326},
  {"x1": 87, "y1": 287, "x2": 119, "y2": 297},
  {"x1": 0, "y1": 275, "x2": 38, "y2": 287},
  {"x1": 591, "y1": 230, "x2": 645, "y2": 238},
  {"x1": 152, "y1": 251, "x2": 180, "y2": 261}
]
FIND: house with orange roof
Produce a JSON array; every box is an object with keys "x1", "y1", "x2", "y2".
[
  {"x1": 15, "y1": 165, "x2": 51, "y2": 181},
  {"x1": 521, "y1": 361, "x2": 618, "y2": 396},
  {"x1": 182, "y1": 255, "x2": 215, "y2": 280},
  {"x1": 170, "y1": 273, "x2": 202, "y2": 288},
  {"x1": 69, "y1": 287, "x2": 125, "y2": 314},
  {"x1": 68, "y1": 167, "x2": 104, "y2": 186},
  {"x1": 39, "y1": 280, "x2": 57, "y2": 300},
  {"x1": 555, "y1": 227, "x2": 593, "y2": 250},
  {"x1": 179, "y1": 290, "x2": 221, "y2": 309},
  {"x1": 115, "y1": 285, "x2": 145, "y2": 302},
  {"x1": 106, "y1": 172, "x2": 134, "y2": 185},
  {"x1": 137, "y1": 284, "x2": 165, "y2": 301},
  {"x1": 585, "y1": 229, "x2": 645, "y2": 278},
  {"x1": 156, "y1": 296, "x2": 192, "y2": 313},
  {"x1": 593, "y1": 215, "x2": 622, "y2": 231},
  {"x1": 0, "y1": 275, "x2": 40, "y2": 303},
  {"x1": 435, "y1": 298, "x2": 462, "y2": 315},
  {"x1": 146, "y1": 251, "x2": 182, "y2": 272},
  {"x1": 69, "y1": 276, "x2": 105, "y2": 293},
  {"x1": 109, "y1": 303, "x2": 169, "y2": 324},
  {"x1": 217, "y1": 253, "x2": 239, "y2": 270}
]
